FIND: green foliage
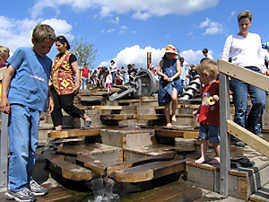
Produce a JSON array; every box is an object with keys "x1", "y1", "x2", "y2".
[{"x1": 71, "y1": 38, "x2": 97, "y2": 69}]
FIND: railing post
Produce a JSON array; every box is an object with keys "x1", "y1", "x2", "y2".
[
  {"x1": 219, "y1": 73, "x2": 231, "y2": 196},
  {"x1": 0, "y1": 113, "x2": 8, "y2": 191}
]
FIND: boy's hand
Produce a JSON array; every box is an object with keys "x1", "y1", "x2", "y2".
[
  {"x1": 193, "y1": 110, "x2": 199, "y2": 116},
  {"x1": 47, "y1": 96, "x2": 54, "y2": 114},
  {"x1": 0, "y1": 97, "x2": 10, "y2": 114},
  {"x1": 212, "y1": 95, "x2": 219, "y2": 102}
]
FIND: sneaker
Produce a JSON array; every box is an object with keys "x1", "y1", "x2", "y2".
[
  {"x1": 84, "y1": 120, "x2": 92, "y2": 128},
  {"x1": 6, "y1": 188, "x2": 36, "y2": 202},
  {"x1": 29, "y1": 180, "x2": 48, "y2": 196}
]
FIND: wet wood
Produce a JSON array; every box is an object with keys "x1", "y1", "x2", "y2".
[
  {"x1": 156, "y1": 128, "x2": 198, "y2": 139},
  {"x1": 76, "y1": 155, "x2": 106, "y2": 176},
  {"x1": 49, "y1": 155, "x2": 93, "y2": 181},
  {"x1": 107, "y1": 155, "x2": 175, "y2": 176},
  {"x1": 101, "y1": 114, "x2": 136, "y2": 120},
  {"x1": 112, "y1": 159, "x2": 185, "y2": 183},
  {"x1": 227, "y1": 120, "x2": 269, "y2": 157},
  {"x1": 249, "y1": 182, "x2": 269, "y2": 202},
  {"x1": 49, "y1": 128, "x2": 100, "y2": 138}
]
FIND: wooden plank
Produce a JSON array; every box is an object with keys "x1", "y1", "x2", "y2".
[
  {"x1": 155, "y1": 129, "x2": 198, "y2": 139},
  {"x1": 107, "y1": 155, "x2": 175, "y2": 176},
  {"x1": 227, "y1": 120, "x2": 269, "y2": 158},
  {"x1": 49, "y1": 155, "x2": 93, "y2": 181},
  {"x1": 49, "y1": 129, "x2": 100, "y2": 138},
  {"x1": 218, "y1": 59, "x2": 269, "y2": 92},
  {"x1": 76, "y1": 155, "x2": 106, "y2": 176},
  {"x1": 100, "y1": 114, "x2": 136, "y2": 120},
  {"x1": 112, "y1": 159, "x2": 185, "y2": 183}
]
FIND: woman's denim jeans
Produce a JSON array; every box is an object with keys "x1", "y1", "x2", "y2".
[
  {"x1": 230, "y1": 66, "x2": 266, "y2": 134},
  {"x1": 8, "y1": 104, "x2": 40, "y2": 192}
]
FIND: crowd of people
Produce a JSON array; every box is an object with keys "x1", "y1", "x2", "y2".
[{"x1": 0, "y1": 9, "x2": 269, "y2": 201}]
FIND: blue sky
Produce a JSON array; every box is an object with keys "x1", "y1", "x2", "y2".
[{"x1": 0, "y1": 0, "x2": 268, "y2": 69}]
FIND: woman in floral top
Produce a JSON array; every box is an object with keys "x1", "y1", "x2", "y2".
[{"x1": 51, "y1": 36, "x2": 91, "y2": 130}]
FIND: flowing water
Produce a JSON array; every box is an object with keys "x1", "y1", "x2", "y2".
[{"x1": 88, "y1": 177, "x2": 120, "y2": 202}]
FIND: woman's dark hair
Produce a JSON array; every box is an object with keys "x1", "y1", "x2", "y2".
[{"x1": 56, "y1": 35, "x2": 71, "y2": 50}]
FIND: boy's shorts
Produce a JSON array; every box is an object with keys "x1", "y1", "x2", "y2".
[{"x1": 199, "y1": 123, "x2": 220, "y2": 144}]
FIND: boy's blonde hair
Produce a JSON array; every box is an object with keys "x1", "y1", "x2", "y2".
[
  {"x1": 0, "y1": 46, "x2": 10, "y2": 62},
  {"x1": 237, "y1": 10, "x2": 252, "y2": 22},
  {"x1": 196, "y1": 59, "x2": 218, "y2": 80},
  {"x1": 32, "y1": 24, "x2": 56, "y2": 44}
]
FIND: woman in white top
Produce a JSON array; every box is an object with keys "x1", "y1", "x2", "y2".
[{"x1": 222, "y1": 10, "x2": 266, "y2": 145}]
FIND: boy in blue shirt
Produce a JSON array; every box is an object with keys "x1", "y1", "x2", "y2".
[{"x1": 1, "y1": 24, "x2": 56, "y2": 202}]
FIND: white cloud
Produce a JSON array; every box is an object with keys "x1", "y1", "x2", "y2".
[
  {"x1": 199, "y1": 17, "x2": 223, "y2": 35},
  {"x1": 181, "y1": 49, "x2": 214, "y2": 64},
  {"x1": 99, "y1": 45, "x2": 164, "y2": 68},
  {"x1": 0, "y1": 16, "x2": 73, "y2": 53},
  {"x1": 31, "y1": 0, "x2": 219, "y2": 20},
  {"x1": 99, "y1": 46, "x2": 214, "y2": 68}
]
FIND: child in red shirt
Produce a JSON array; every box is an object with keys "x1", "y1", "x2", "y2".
[{"x1": 194, "y1": 59, "x2": 220, "y2": 164}]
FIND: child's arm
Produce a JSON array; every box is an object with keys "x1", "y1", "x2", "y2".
[
  {"x1": 1, "y1": 66, "x2": 15, "y2": 114},
  {"x1": 157, "y1": 60, "x2": 168, "y2": 80},
  {"x1": 47, "y1": 88, "x2": 54, "y2": 114},
  {"x1": 168, "y1": 60, "x2": 181, "y2": 82}
]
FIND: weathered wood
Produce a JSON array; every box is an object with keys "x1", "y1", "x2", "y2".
[
  {"x1": 100, "y1": 114, "x2": 136, "y2": 120},
  {"x1": 49, "y1": 155, "x2": 92, "y2": 181},
  {"x1": 249, "y1": 182, "x2": 269, "y2": 202},
  {"x1": 155, "y1": 128, "x2": 198, "y2": 139},
  {"x1": 218, "y1": 59, "x2": 269, "y2": 92},
  {"x1": 107, "y1": 155, "x2": 175, "y2": 176},
  {"x1": 48, "y1": 128, "x2": 100, "y2": 138},
  {"x1": 227, "y1": 120, "x2": 269, "y2": 158},
  {"x1": 56, "y1": 143, "x2": 123, "y2": 166},
  {"x1": 112, "y1": 159, "x2": 185, "y2": 183},
  {"x1": 76, "y1": 155, "x2": 106, "y2": 176}
]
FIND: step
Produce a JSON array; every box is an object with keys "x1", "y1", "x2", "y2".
[
  {"x1": 186, "y1": 145, "x2": 269, "y2": 201},
  {"x1": 100, "y1": 128, "x2": 155, "y2": 149},
  {"x1": 249, "y1": 182, "x2": 269, "y2": 202}
]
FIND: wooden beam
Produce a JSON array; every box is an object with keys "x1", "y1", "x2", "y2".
[
  {"x1": 107, "y1": 155, "x2": 175, "y2": 176},
  {"x1": 49, "y1": 155, "x2": 93, "y2": 181},
  {"x1": 218, "y1": 59, "x2": 269, "y2": 92},
  {"x1": 112, "y1": 159, "x2": 185, "y2": 183},
  {"x1": 227, "y1": 120, "x2": 269, "y2": 157},
  {"x1": 155, "y1": 129, "x2": 198, "y2": 139},
  {"x1": 49, "y1": 129, "x2": 100, "y2": 138},
  {"x1": 100, "y1": 114, "x2": 136, "y2": 120},
  {"x1": 76, "y1": 155, "x2": 107, "y2": 176}
]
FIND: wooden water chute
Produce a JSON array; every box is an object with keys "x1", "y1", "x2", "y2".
[{"x1": 217, "y1": 59, "x2": 269, "y2": 197}]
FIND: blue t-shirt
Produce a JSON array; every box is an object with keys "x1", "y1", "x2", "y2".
[{"x1": 7, "y1": 47, "x2": 52, "y2": 112}]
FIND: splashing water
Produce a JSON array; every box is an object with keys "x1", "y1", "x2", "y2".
[{"x1": 89, "y1": 177, "x2": 120, "y2": 202}]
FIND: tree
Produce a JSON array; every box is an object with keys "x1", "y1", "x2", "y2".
[{"x1": 71, "y1": 38, "x2": 97, "y2": 69}]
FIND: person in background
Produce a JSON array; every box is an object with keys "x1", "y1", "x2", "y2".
[
  {"x1": 0, "y1": 46, "x2": 10, "y2": 68},
  {"x1": 179, "y1": 57, "x2": 190, "y2": 88},
  {"x1": 105, "y1": 69, "x2": 112, "y2": 94},
  {"x1": 127, "y1": 64, "x2": 137, "y2": 82},
  {"x1": 109, "y1": 60, "x2": 117, "y2": 84},
  {"x1": 120, "y1": 66, "x2": 127, "y2": 84},
  {"x1": 222, "y1": 10, "x2": 266, "y2": 146},
  {"x1": 80, "y1": 63, "x2": 90, "y2": 90},
  {"x1": 51, "y1": 35, "x2": 92, "y2": 131},
  {"x1": 194, "y1": 59, "x2": 220, "y2": 164},
  {"x1": 202, "y1": 48, "x2": 213, "y2": 60},
  {"x1": 157, "y1": 44, "x2": 182, "y2": 128},
  {"x1": 1, "y1": 24, "x2": 56, "y2": 202}
]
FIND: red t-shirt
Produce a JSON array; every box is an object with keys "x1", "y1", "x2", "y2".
[
  {"x1": 198, "y1": 81, "x2": 219, "y2": 126},
  {"x1": 81, "y1": 68, "x2": 90, "y2": 78}
]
